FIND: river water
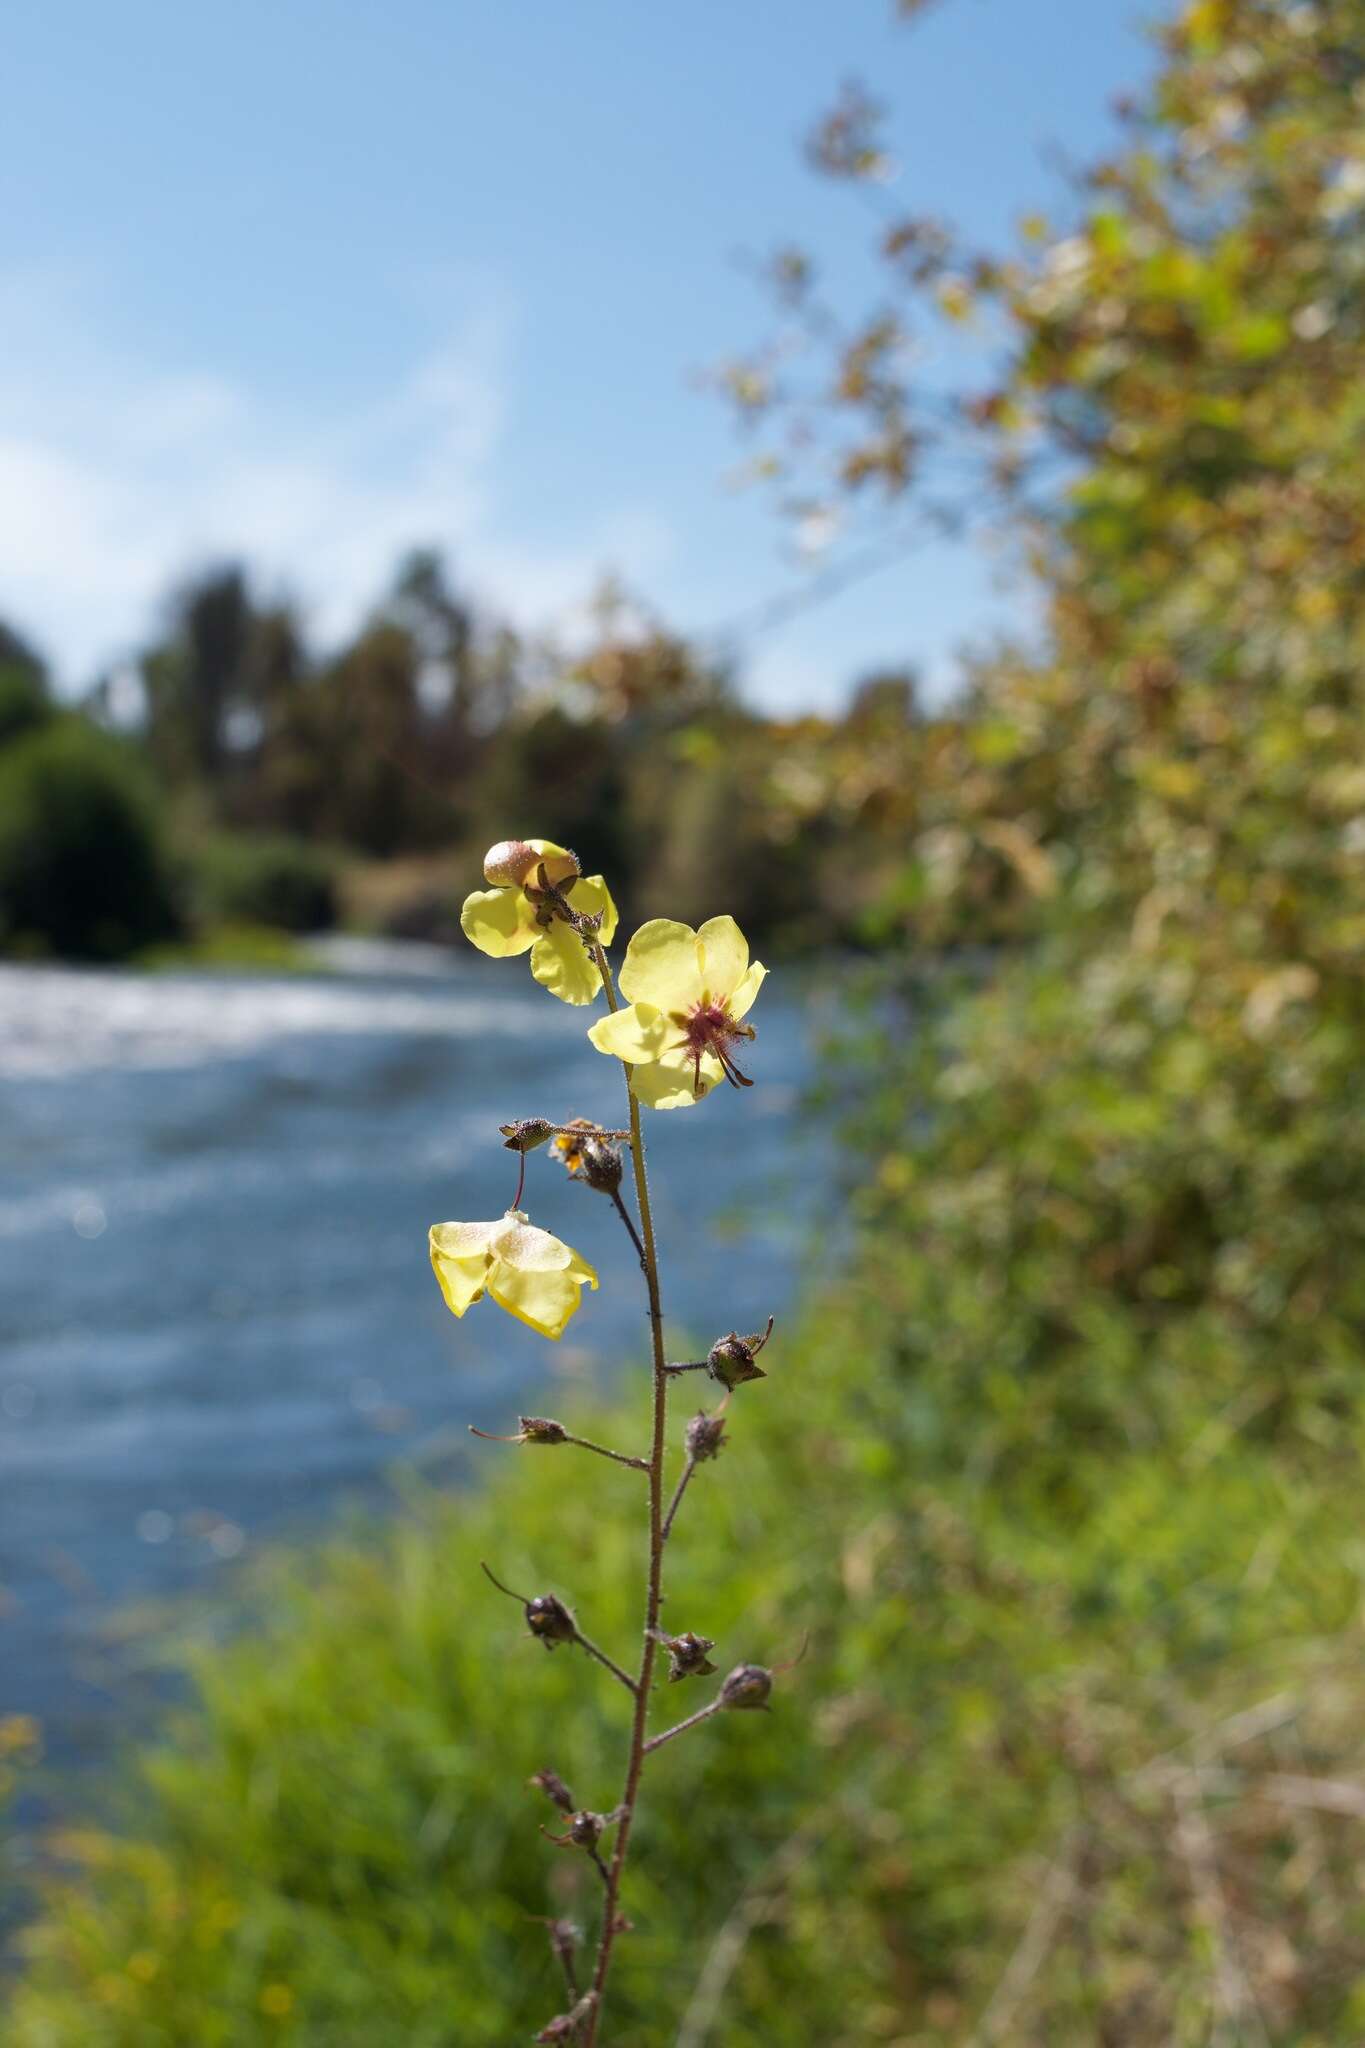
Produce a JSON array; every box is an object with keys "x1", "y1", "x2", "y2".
[{"x1": 0, "y1": 947, "x2": 823, "y2": 1772}]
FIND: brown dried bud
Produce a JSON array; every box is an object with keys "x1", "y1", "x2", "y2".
[
  {"x1": 661, "y1": 1630, "x2": 717, "y2": 1683},
  {"x1": 519, "y1": 1416, "x2": 570, "y2": 1445},
  {"x1": 684, "y1": 1410, "x2": 728, "y2": 1463},
  {"x1": 500, "y1": 1118, "x2": 554, "y2": 1153},
  {"x1": 719, "y1": 1661, "x2": 773, "y2": 1711},
  {"x1": 707, "y1": 1315, "x2": 775, "y2": 1391},
  {"x1": 525, "y1": 1593, "x2": 577, "y2": 1649},
  {"x1": 529, "y1": 1768, "x2": 575, "y2": 1813}
]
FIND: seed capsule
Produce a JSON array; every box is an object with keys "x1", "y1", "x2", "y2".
[
  {"x1": 719, "y1": 1662, "x2": 773, "y2": 1711},
  {"x1": 660, "y1": 1630, "x2": 717, "y2": 1683},
  {"x1": 525, "y1": 1593, "x2": 577, "y2": 1649},
  {"x1": 684, "y1": 1411, "x2": 728, "y2": 1462},
  {"x1": 706, "y1": 1315, "x2": 775, "y2": 1391},
  {"x1": 500, "y1": 1118, "x2": 555, "y2": 1153},
  {"x1": 518, "y1": 1416, "x2": 570, "y2": 1445}
]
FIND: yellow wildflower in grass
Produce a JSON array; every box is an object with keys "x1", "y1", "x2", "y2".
[
  {"x1": 460, "y1": 839, "x2": 618, "y2": 1005},
  {"x1": 587, "y1": 915, "x2": 766, "y2": 1108},
  {"x1": 429, "y1": 1211, "x2": 598, "y2": 1340}
]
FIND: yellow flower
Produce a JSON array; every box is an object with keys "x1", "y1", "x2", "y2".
[
  {"x1": 587, "y1": 916, "x2": 766, "y2": 1109},
  {"x1": 460, "y1": 839, "x2": 618, "y2": 1005},
  {"x1": 429, "y1": 1210, "x2": 599, "y2": 1340}
]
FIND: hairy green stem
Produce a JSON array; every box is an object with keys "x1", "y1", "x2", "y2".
[
  {"x1": 581, "y1": 941, "x2": 670, "y2": 2048},
  {"x1": 572, "y1": 1630, "x2": 640, "y2": 1699},
  {"x1": 642, "y1": 1698, "x2": 721, "y2": 1757},
  {"x1": 661, "y1": 1457, "x2": 697, "y2": 1546}
]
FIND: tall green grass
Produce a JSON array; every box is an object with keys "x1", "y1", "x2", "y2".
[{"x1": 11, "y1": 1211, "x2": 1365, "y2": 2044}]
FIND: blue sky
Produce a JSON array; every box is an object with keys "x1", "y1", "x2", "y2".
[{"x1": 2, "y1": 0, "x2": 1153, "y2": 711}]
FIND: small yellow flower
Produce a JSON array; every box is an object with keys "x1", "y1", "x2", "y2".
[
  {"x1": 587, "y1": 916, "x2": 766, "y2": 1109},
  {"x1": 460, "y1": 839, "x2": 618, "y2": 1006},
  {"x1": 429, "y1": 1211, "x2": 599, "y2": 1340}
]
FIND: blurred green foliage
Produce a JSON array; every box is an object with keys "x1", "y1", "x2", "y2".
[
  {"x1": 0, "y1": 720, "x2": 178, "y2": 962},
  {"x1": 181, "y1": 835, "x2": 339, "y2": 937},
  {"x1": 10, "y1": 0, "x2": 1365, "y2": 2041}
]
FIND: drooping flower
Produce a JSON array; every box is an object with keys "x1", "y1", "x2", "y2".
[
  {"x1": 460, "y1": 840, "x2": 618, "y2": 1006},
  {"x1": 429, "y1": 1211, "x2": 598, "y2": 1340},
  {"x1": 586, "y1": 916, "x2": 766, "y2": 1108}
]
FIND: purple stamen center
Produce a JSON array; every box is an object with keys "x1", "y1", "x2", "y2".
[{"x1": 672, "y1": 1000, "x2": 756, "y2": 1096}]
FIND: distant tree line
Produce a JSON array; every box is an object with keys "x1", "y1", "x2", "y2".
[{"x1": 0, "y1": 553, "x2": 930, "y2": 961}]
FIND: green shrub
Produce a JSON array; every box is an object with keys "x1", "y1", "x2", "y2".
[
  {"x1": 184, "y1": 834, "x2": 339, "y2": 935},
  {"x1": 0, "y1": 722, "x2": 177, "y2": 961},
  {"x1": 0, "y1": 663, "x2": 52, "y2": 749}
]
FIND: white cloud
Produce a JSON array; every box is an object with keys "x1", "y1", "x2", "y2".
[{"x1": 0, "y1": 272, "x2": 674, "y2": 686}]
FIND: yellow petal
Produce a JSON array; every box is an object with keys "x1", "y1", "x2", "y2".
[
  {"x1": 630, "y1": 1053, "x2": 723, "y2": 1111},
  {"x1": 490, "y1": 1215, "x2": 573, "y2": 1272},
  {"x1": 697, "y1": 916, "x2": 749, "y2": 1001},
  {"x1": 428, "y1": 1229, "x2": 492, "y2": 1318},
  {"x1": 564, "y1": 1245, "x2": 599, "y2": 1289},
  {"x1": 618, "y1": 919, "x2": 703, "y2": 1011},
  {"x1": 568, "y1": 875, "x2": 619, "y2": 946},
  {"x1": 729, "y1": 961, "x2": 767, "y2": 1020},
  {"x1": 530, "y1": 923, "x2": 602, "y2": 1005},
  {"x1": 588, "y1": 1002, "x2": 672, "y2": 1064},
  {"x1": 430, "y1": 1220, "x2": 500, "y2": 1259},
  {"x1": 460, "y1": 886, "x2": 536, "y2": 958},
  {"x1": 526, "y1": 839, "x2": 582, "y2": 889},
  {"x1": 488, "y1": 1260, "x2": 594, "y2": 1340}
]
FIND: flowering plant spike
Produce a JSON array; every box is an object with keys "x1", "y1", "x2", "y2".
[{"x1": 431, "y1": 841, "x2": 788, "y2": 2045}]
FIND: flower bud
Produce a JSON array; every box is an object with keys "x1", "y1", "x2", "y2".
[
  {"x1": 525, "y1": 1593, "x2": 577, "y2": 1649},
  {"x1": 529, "y1": 1768, "x2": 575, "y2": 1813},
  {"x1": 684, "y1": 1410, "x2": 728, "y2": 1463},
  {"x1": 484, "y1": 840, "x2": 581, "y2": 892},
  {"x1": 661, "y1": 1630, "x2": 717, "y2": 1683},
  {"x1": 580, "y1": 1136, "x2": 624, "y2": 1195},
  {"x1": 519, "y1": 1416, "x2": 570, "y2": 1445},
  {"x1": 500, "y1": 1118, "x2": 554, "y2": 1153},
  {"x1": 484, "y1": 839, "x2": 541, "y2": 887},
  {"x1": 719, "y1": 1661, "x2": 773, "y2": 1711}
]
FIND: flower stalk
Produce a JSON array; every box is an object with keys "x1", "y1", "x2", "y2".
[{"x1": 439, "y1": 853, "x2": 788, "y2": 2044}]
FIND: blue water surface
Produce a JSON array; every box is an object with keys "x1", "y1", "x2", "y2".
[{"x1": 0, "y1": 945, "x2": 826, "y2": 1771}]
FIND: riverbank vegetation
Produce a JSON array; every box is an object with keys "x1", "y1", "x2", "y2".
[
  {"x1": 9, "y1": 0, "x2": 1365, "y2": 2039},
  {"x1": 0, "y1": 560, "x2": 929, "y2": 963}
]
